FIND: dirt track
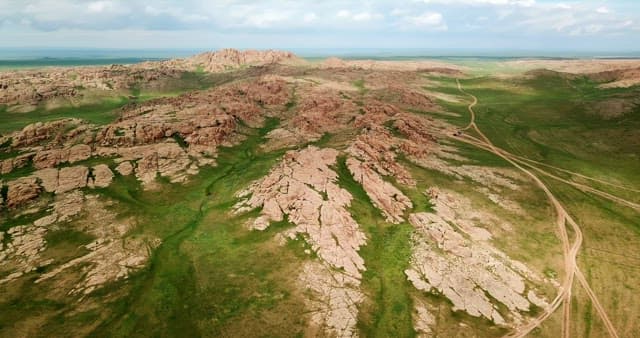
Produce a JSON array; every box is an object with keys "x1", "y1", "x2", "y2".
[{"x1": 454, "y1": 79, "x2": 621, "y2": 338}]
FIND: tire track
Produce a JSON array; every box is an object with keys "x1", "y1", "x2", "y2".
[{"x1": 453, "y1": 79, "x2": 619, "y2": 338}]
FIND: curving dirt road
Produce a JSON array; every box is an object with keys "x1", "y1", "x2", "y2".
[{"x1": 454, "y1": 79, "x2": 620, "y2": 338}]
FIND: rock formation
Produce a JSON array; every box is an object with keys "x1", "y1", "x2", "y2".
[
  {"x1": 404, "y1": 189, "x2": 548, "y2": 328},
  {"x1": 235, "y1": 146, "x2": 367, "y2": 337}
]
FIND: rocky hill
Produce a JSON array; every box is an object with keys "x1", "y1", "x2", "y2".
[{"x1": 1, "y1": 51, "x2": 638, "y2": 337}]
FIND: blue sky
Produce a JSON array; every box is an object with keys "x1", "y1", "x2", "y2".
[{"x1": 0, "y1": 0, "x2": 639, "y2": 51}]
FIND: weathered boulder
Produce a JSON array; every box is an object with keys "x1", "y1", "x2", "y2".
[
  {"x1": 67, "y1": 144, "x2": 91, "y2": 163},
  {"x1": 56, "y1": 166, "x2": 89, "y2": 193},
  {"x1": 33, "y1": 168, "x2": 59, "y2": 193},
  {"x1": 6, "y1": 177, "x2": 41, "y2": 208},
  {"x1": 115, "y1": 161, "x2": 134, "y2": 176},
  {"x1": 90, "y1": 164, "x2": 114, "y2": 188}
]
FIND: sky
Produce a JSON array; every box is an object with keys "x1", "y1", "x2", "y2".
[{"x1": 0, "y1": 0, "x2": 639, "y2": 52}]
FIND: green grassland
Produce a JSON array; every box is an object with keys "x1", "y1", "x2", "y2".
[
  {"x1": 1, "y1": 61, "x2": 639, "y2": 337},
  {"x1": 428, "y1": 65, "x2": 640, "y2": 337}
]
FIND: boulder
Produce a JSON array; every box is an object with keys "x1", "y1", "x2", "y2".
[
  {"x1": 56, "y1": 166, "x2": 89, "y2": 193},
  {"x1": 115, "y1": 161, "x2": 134, "y2": 176},
  {"x1": 6, "y1": 177, "x2": 41, "y2": 208},
  {"x1": 90, "y1": 165, "x2": 114, "y2": 188}
]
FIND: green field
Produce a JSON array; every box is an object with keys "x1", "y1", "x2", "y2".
[{"x1": 1, "y1": 60, "x2": 639, "y2": 337}]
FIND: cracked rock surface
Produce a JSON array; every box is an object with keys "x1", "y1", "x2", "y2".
[
  {"x1": 235, "y1": 146, "x2": 367, "y2": 337},
  {"x1": 404, "y1": 189, "x2": 548, "y2": 328}
]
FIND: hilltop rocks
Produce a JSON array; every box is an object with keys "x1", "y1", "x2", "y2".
[
  {"x1": 286, "y1": 89, "x2": 359, "y2": 140},
  {"x1": 319, "y1": 57, "x2": 464, "y2": 74},
  {"x1": 96, "y1": 142, "x2": 195, "y2": 188},
  {"x1": 168, "y1": 49, "x2": 300, "y2": 73},
  {"x1": 347, "y1": 127, "x2": 416, "y2": 186},
  {"x1": 0, "y1": 64, "x2": 183, "y2": 106},
  {"x1": 11, "y1": 119, "x2": 84, "y2": 148}
]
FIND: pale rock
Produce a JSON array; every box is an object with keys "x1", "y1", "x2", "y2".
[
  {"x1": 34, "y1": 168, "x2": 59, "y2": 192},
  {"x1": 5, "y1": 177, "x2": 41, "y2": 208},
  {"x1": 235, "y1": 146, "x2": 367, "y2": 278},
  {"x1": 90, "y1": 164, "x2": 114, "y2": 188},
  {"x1": 405, "y1": 209, "x2": 547, "y2": 327},
  {"x1": 115, "y1": 161, "x2": 134, "y2": 176},
  {"x1": 56, "y1": 166, "x2": 89, "y2": 193},
  {"x1": 346, "y1": 157, "x2": 412, "y2": 224},
  {"x1": 299, "y1": 262, "x2": 364, "y2": 338}
]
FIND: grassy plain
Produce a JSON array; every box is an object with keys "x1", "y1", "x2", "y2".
[{"x1": 423, "y1": 65, "x2": 640, "y2": 337}]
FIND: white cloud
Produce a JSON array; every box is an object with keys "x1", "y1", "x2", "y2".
[
  {"x1": 144, "y1": 5, "x2": 208, "y2": 22},
  {"x1": 303, "y1": 13, "x2": 317, "y2": 23},
  {"x1": 87, "y1": 1, "x2": 113, "y2": 13},
  {"x1": 390, "y1": 8, "x2": 409, "y2": 16},
  {"x1": 399, "y1": 11, "x2": 447, "y2": 30},
  {"x1": 337, "y1": 10, "x2": 351, "y2": 19},
  {"x1": 336, "y1": 10, "x2": 383, "y2": 22},
  {"x1": 0, "y1": 0, "x2": 638, "y2": 49},
  {"x1": 237, "y1": 9, "x2": 292, "y2": 28},
  {"x1": 420, "y1": 0, "x2": 535, "y2": 7}
]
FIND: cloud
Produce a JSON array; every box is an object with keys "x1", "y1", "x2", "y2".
[
  {"x1": 303, "y1": 13, "x2": 318, "y2": 23},
  {"x1": 419, "y1": 0, "x2": 535, "y2": 7},
  {"x1": 399, "y1": 11, "x2": 448, "y2": 30},
  {"x1": 87, "y1": 1, "x2": 114, "y2": 13},
  {"x1": 0, "y1": 0, "x2": 638, "y2": 49},
  {"x1": 336, "y1": 10, "x2": 383, "y2": 22}
]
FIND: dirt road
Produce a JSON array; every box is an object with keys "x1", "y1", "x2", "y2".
[{"x1": 454, "y1": 79, "x2": 620, "y2": 338}]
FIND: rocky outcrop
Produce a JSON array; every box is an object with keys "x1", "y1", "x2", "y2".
[
  {"x1": 299, "y1": 262, "x2": 364, "y2": 338},
  {"x1": 235, "y1": 146, "x2": 366, "y2": 277},
  {"x1": 0, "y1": 152, "x2": 34, "y2": 175},
  {"x1": 0, "y1": 224, "x2": 49, "y2": 284},
  {"x1": 0, "y1": 64, "x2": 183, "y2": 106},
  {"x1": 35, "y1": 195, "x2": 158, "y2": 295},
  {"x1": 287, "y1": 89, "x2": 359, "y2": 141},
  {"x1": 57, "y1": 166, "x2": 89, "y2": 193},
  {"x1": 235, "y1": 146, "x2": 367, "y2": 337},
  {"x1": 319, "y1": 57, "x2": 463, "y2": 74},
  {"x1": 90, "y1": 164, "x2": 114, "y2": 188},
  {"x1": 5, "y1": 177, "x2": 41, "y2": 208},
  {"x1": 33, "y1": 144, "x2": 91, "y2": 169},
  {"x1": 404, "y1": 189, "x2": 548, "y2": 328},
  {"x1": 346, "y1": 157, "x2": 412, "y2": 224},
  {"x1": 347, "y1": 127, "x2": 416, "y2": 186},
  {"x1": 11, "y1": 119, "x2": 84, "y2": 148},
  {"x1": 167, "y1": 49, "x2": 301, "y2": 73},
  {"x1": 0, "y1": 191, "x2": 84, "y2": 284},
  {"x1": 115, "y1": 161, "x2": 134, "y2": 176},
  {"x1": 34, "y1": 168, "x2": 59, "y2": 193}
]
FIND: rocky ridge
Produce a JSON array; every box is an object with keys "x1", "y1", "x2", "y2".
[
  {"x1": 404, "y1": 189, "x2": 549, "y2": 326},
  {"x1": 234, "y1": 146, "x2": 366, "y2": 337}
]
